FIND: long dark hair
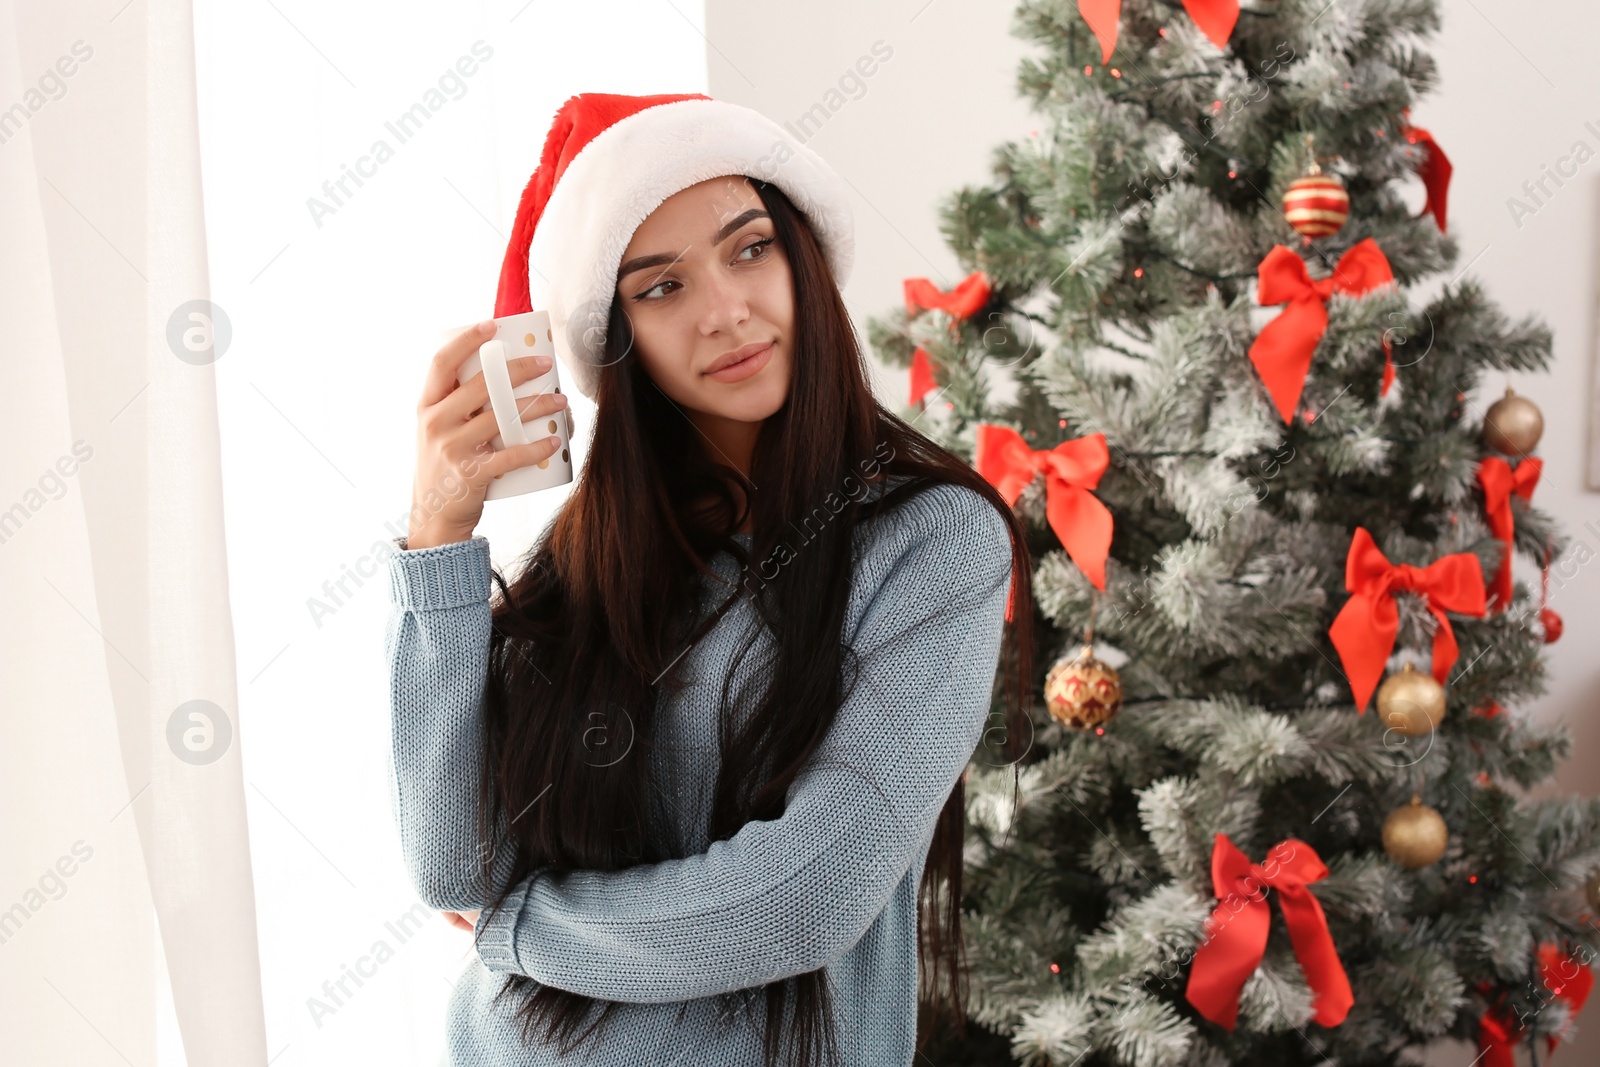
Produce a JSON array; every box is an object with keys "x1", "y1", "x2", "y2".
[{"x1": 473, "y1": 176, "x2": 1035, "y2": 1066}]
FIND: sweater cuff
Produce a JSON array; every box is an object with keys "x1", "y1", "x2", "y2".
[
  {"x1": 387, "y1": 535, "x2": 492, "y2": 611},
  {"x1": 474, "y1": 875, "x2": 533, "y2": 974}
]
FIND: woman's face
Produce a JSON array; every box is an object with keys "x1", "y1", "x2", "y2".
[{"x1": 614, "y1": 176, "x2": 794, "y2": 431}]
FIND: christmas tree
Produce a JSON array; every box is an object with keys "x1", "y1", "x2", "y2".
[{"x1": 866, "y1": 1, "x2": 1600, "y2": 1063}]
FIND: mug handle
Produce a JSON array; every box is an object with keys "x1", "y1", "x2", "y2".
[{"x1": 477, "y1": 338, "x2": 532, "y2": 449}]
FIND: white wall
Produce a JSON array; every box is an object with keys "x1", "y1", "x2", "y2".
[
  {"x1": 1430, "y1": 5, "x2": 1600, "y2": 800},
  {"x1": 705, "y1": 1, "x2": 1600, "y2": 1061},
  {"x1": 706, "y1": 1, "x2": 1040, "y2": 398}
]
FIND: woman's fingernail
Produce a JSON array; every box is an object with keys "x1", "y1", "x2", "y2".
[{"x1": 477, "y1": 320, "x2": 496, "y2": 334}]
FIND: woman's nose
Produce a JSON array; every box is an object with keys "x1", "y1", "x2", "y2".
[{"x1": 698, "y1": 269, "x2": 751, "y2": 334}]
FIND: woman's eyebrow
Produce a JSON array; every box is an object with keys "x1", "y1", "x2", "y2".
[{"x1": 617, "y1": 208, "x2": 771, "y2": 282}]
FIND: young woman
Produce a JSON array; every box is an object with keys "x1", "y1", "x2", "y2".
[{"x1": 387, "y1": 93, "x2": 1035, "y2": 1067}]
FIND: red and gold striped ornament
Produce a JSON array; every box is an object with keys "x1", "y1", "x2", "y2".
[{"x1": 1281, "y1": 163, "x2": 1349, "y2": 238}]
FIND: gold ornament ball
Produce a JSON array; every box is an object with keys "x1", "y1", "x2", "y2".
[
  {"x1": 1375, "y1": 664, "x2": 1447, "y2": 737},
  {"x1": 1586, "y1": 868, "x2": 1600, "y2": 913},
  {"x1": 1383, "y1": 795, "x2": 1448, "y2": 869},
  {"x1": 1482, "y1": 387, "x2": 1544, "y2": 455},
  {"x1": 1044, "y1": 645, "x2": 1123, "y2": 730},
  {"x1": 1282, "y1": 169, "x2": 1350, "y2": 238}
]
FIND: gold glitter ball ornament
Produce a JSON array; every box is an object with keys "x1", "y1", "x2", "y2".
[
  {"x1": 1375, "y1": 664, "x2": 1447, "y2": 738},
  {"x1": 1383, "y1": 795, "x2": 1448, "y2": 869},
  {"x1": 1044, "y1": 645, "x2": 1123, "y2": 730},
  {"x1": 1482, "y1": 387, "x2": 1544, "y2": 456}
]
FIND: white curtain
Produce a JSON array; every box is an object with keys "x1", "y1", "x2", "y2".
[
  {"x1": 2, "y1": 1, "x2": 705, "y2": 1064},
  {"x1": 1, "y1": 0, "x2": 267, "y2": 1064}
]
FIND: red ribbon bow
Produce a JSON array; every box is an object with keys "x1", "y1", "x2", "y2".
[
  {"x1": 975, "y1": 425, "x2": 1112, "y2": 621},
  {"x1": 903, "y1": 271, "x2": 992, "y2": 407},
  {"x1": 1248, "y1": 238, "x2": 1397, "y2": 423},
  {"x1": 1327, "y1": 527, "x2": 1487, "y2": 713},
  {"x1": 1476, "y1": 456, "x2": 1542, "y2": 611},
  {"x1": 1077, "y1": 0, "x2": 1238, "y2": 63},
  {"x1": 1185, "y1": 834, "x2": 1354, "y2": 1030},
  {"x1": 1478, "y1": 943, "x2": 1594, "y2": 1067},
  {"x1": 1401, "y1": 113, "x2": 1452, "y2": 233}
]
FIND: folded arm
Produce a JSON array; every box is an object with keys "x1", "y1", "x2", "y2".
[
  {"x1": 386, "y1": 535, "x2": 516, "y2": 911},
  {"x1": 471, "y1": 486, "x2": 1014, "y2": 1003}
]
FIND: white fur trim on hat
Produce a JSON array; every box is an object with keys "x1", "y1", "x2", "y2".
[{"x1": 527, "y1": 98, "x2": 855, "y2": 400}]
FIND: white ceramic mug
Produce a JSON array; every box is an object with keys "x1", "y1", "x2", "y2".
[{"x1": 451, "y1": 309, "x2": 574, "y2": 499}]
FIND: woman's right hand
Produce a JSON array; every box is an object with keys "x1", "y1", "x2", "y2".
[
  {"x1": 440, "y1": 909, "x2": 480, "y2": 933},
  {"x1": 407, "y1": 320, "x2": 571, "y2": 550}
]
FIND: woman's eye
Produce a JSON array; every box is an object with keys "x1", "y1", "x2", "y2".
[
  {"x1": 633, "y1": 237, "x2": 776, "y2": 302},
  {"x1": 738, "y1": 236, "x2": 776, "y2": 263}
]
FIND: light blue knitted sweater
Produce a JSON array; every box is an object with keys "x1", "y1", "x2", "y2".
[{"x1": 385, "y1": 478, "x2": 1012, "y2": 1065}]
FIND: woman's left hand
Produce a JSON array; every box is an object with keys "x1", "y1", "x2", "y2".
[{"x1": 442, "y1": 909, "x2": 481, "y2": 932}]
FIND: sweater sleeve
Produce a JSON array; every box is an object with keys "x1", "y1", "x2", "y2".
[
  {"x1": 385, "y1": 534, "x2": 517, "y2": 911},
  {"x1": 471, "y1": 486, "x2": 1014, "y2": 1003}
]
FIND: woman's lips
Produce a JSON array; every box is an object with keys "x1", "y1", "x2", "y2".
[{"x1": 704, "y1": 342, "x2": 774, "y2": 382}]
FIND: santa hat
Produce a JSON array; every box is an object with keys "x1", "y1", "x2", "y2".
[{"x1": 493, "y1": 92, "x2": 855, "y2": 400}]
